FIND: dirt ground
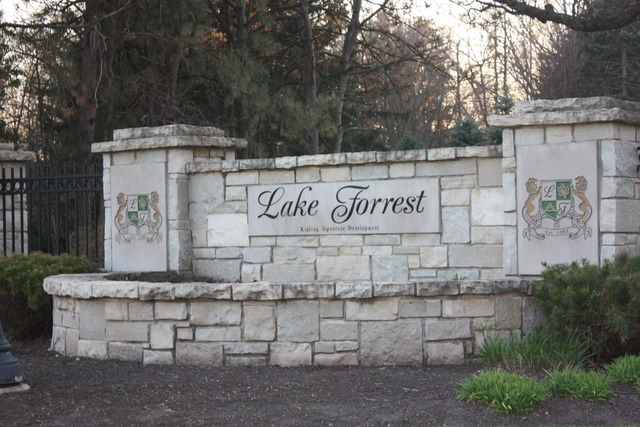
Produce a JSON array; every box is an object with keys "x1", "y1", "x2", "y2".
[{"x1": 2, "y1": 342, "x2": 640, "y2": 426}]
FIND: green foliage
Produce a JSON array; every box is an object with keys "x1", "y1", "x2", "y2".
[
  {"x1": 536, "y1": 253, "x2": 640, "y2": 361},
  {"x1": 545, "y1": 369, "x2": 613, "y2": 402},
  {"x1": 478, "y1": 327, "x2": 592, "y2": 371},
  {"x1": 448, "y1": 116, "x2": 487, "y2": 147},
  {"x1": 0, "y1": 252, "x2": 99, "y2": 340},
  {"x1": 604, "y1": 355, "x2": 640, "y2": 385},
  {"x1": 456, "y1": 370, "x2": 549, "y2": 414}
]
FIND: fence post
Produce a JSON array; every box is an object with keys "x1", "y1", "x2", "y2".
[{"x1": 0, "y1": 144, "x2": 36, "y2": 256}]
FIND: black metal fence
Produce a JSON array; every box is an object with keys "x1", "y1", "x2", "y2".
[{"x1": 0, "y1": 160, "x2": 104, "y2": 264}]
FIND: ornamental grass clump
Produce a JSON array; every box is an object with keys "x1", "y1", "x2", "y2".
[
  {"x1": 604, "y1": 355, "x2": 640, "y2": 388},
  {"x1": 545, "y1": 369, "x2": 614, "y2": 402},
  {"x1": 478, "y1": 326, "x2": 592, "y2": 372},
  {"x1": 456, "y1": 370, "x2": 549, "y2": 414}
]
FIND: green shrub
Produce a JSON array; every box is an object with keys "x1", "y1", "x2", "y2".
[
  {"x1": 536, "y1": 253, "x2": 640, "y2": 361},
  {"x1": 456, "y1": 370, "x2": 549, "y2": 414},
  {"x1": 479, "y1": 326, "x2": 592, "y2": 371},
  {"x1": 0, "y1": 252, "x2": 99, "y2": 340},
  {"x1": 546, "y1": 369, "x2": 613, "y2": 402},
  {"x1": 604, "y1": 355, "x2": 640, "y2": 384}
]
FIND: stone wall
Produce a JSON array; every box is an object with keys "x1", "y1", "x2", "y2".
[{"x1": 45, "y1": 274, "x2": 540, "y2": 366}]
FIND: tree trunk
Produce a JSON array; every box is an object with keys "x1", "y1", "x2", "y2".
[
  {"x1": 79, "y1": 0, "x2": 102, "y2": 156},
  {"x1": 299, "y1": 1, "x2": 318, "y2": 154}
]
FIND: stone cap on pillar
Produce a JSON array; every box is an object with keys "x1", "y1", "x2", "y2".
[
  {"x1": 488, "y1": 96, "x2": 640, "y2": 128},
  {"x1": 91, "y1": 124, "x2": 248, "y2": 154},
  {"x1": 0, "y1": 144, "x2": 37, "y2": 163}
]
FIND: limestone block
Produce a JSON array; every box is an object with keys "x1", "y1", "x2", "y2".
[
  {"x1": 416, "y1": 282, "x2": 458, "y2": 296},
  {"x1": 352, "y1": 164, "x2": 388, "y2": 180},
  {"x1": 137, "y1": 283, "x2": 176, "y2": 301},
  {"x1": 425, "y1": 342, "x2": 464, "y2": 365},
  {"x1": 259, "y1": 170, "x2": 295, "y2": 184},
  {"x1": 372, "y1": 256, "x2": 409, "y2": 282},
  {"x1": 320, "y1": 301, "x2": 344, "y2": 318},
  {"x1": 155, "y1": 302, "x2": 187, "y2": 320},
  {"x1": 314, "y1": 352, "x2": 358, "y2": 366},
  {"x1": 318, "y1": 256, "x2": 370, "y2": 281},
  {"x1": 149, "y1": 323, "x2": 175, "y2": 349},
  {"x1": 362, "y1": 245, "x2": 392, "y2": 256},
  {"x1": 503, "y1": 129, "x2": 514, "y2": 157},
  {"x1": 277, "y1": 301, "x2": 320, "y2": 342},
  {"x1": 314, "y1": 341, "x2": 335, "y2": 353},
  {"x1": 360, "y1": 319, "x2": 422, "y2": 366},
  {"x1": 320, "y1": 320, "x2": 358, "y2": 341},
  {"x1": 459, "y1": 280, "x2": 492, "y2": 295},
  {"x1": 174, "y1": 283, "x2": 232, "y2": 299},
  {"x1": 419, "y1": 246, "x2": 448, "y2": 268},
  {"x1": 401, "y1": 234, "x2": 440, "y2": 246},
  {"x1": 399, "y1": 300, "x2": 441, "y2": 318},
  {"x1": 296, "y1": 166, "x2": 321, "y2": 182},
  {"x1": 495, "y1": 296, "x2": 522, "y2": 329},
  {"x1": 335, "y1": 341, "x2": 359, "y2": 352},
  {"x1": 442, "y1": 207, "x2": 470, "y2": 244},
  {"x1": 216, "y1": 247, "x2": 242, "y2": 259},
  {"x1": 493, "y1": 280, "x2": 531, "y2": 294},
  {"x1": 515, "y1": 127, "x2": 544, "y2": 145},
  {"x1": 442, "y1": 298, "x2": 494, "y2": 318},
  {"x1": 92, "y1": 282, "x2": 139, "y2": 299},
  {"x1": 191, "y1": 301, "x2": 241, "y2": 326},
  {"x1": 62, "y1": 311, "x2": 79, "y2": 329},
  {"x1": 177, "y1": 327, "x2": 194, "y2": 341},
  {"x1": 365, "y1": 235, "x2": 401, "y2": 246},
  {"x1": 224, "y1": 343, "x2": 269, "y2": 355},
  {"x1": 471, "y1": 226, "x2": 503, "y2": 244},
  {"x1": 283, "y1": 283, "x2": 334, "y2": 299},
  {"x1": 176, "y1": 342, "x2": 223, "y2": 366},
  {"x1": 233, "y1": 282, "x2": 282, "y2": 300},
  {"x1": 346, "y1": 151, "x2": 377, "y2": 164},
  {"x1": 225, "y1": 186, "x2": 246, "y2": 201},
  {"x1": 241, "y1": 264, "x2": 261, "y2": 283},
  {"x1": 143, "y1": 350, "x2": 174, "y2": 365},
  {"x1": 449, "y1": 245, "x2": 502, "y2": 268},
  {"x1": 319, "y1": 235, "x2": 363, "y2": 247},
  {"x1": 207, "y1": 214, "x2": 250, "y2": 247},
  {"x1": 389, "y1": 163, "x2": 415, "y2": 178},
  {"x1": 601, "y1": 140, "x2": 639, "y2": 177},
  {"x1": 471, "y1": 188, "x2": 504, "y2": 226},
  {"x1": 273, "y1": 247, "x2": 316, "y2": 263},
  {"x1": 600, "y1": 199, "x2": 640, "y2": 233},
  {"x1": 263, "y1": 264, "x2": 315, "y2": 283},
  {"x1": 441, "y1": 189, "x2": 471, "y2": 206},
  {"x1": 424, "y1": 319, "x2": 472, "y2": 341},
  {"x1": 168, "y1": 177, "x2": 190, "y2": 220},
  {"x1": 109, "y1": 343, "x2": 143, "y2": 362},
  {"x1": 522, "y1": 296, "x2": 546, "y2": 334},
  {"x1": 427, "y1": 147, "x2": 455, "y2": 160},
  {"x1": 416, "y1": 159, "x2": 477, "y2": 176},
  {"x1": 320, "y1": 167, "x2": 350, "y2": 182},
  {"x1": 79, "y1": 300, "x2": 105, "y2": 340},
  {"x1": 441, "y1": 175, "x2": 477, "y2": 189},
  {"x1": 502, "y1": 172, "x2": 516, "y2": 212},
  {"x1": 601, "y1": 177, "x2": 635, "y2": 199},
  {"x1": 225, "y1": 356, "x2": 267, "y2": 367},
  {"x1": 195, "y1": 326, "x2": 241, "y2": 342},
  {"x1": 226, "y1": 171, "x2": 259, "y2": 186},
  {"x1": 51, "y1": 326, "x2": 66, "y2": 353},
  {"x1": 112, "y1": 151, "x2": 135, "y2": 165},
  {"x1": 106, "y1": 321, "x2": 149, "y2": 342},
  {"x1": 503, "y1": 227, "x2": 518, "y2": 275},
  {"x1": 373, "y1": 283, "x2": 415, "y2": 297},
  {"x1": 270, "y1": 342, "x2": 312, "y2": 366},
  {"x1": 478, "y1": 158, "x2": 502, "y2": 187},
  {"x1": 105, "y1": 301, "x2": 128, "y2": 321},
  {"x1": 545, "y1": 125, "x2": 572, "y2": 143},
  {"x1": 129, "y1": 301, "x2": 154, "y2": 321},
  {"x1": 65, "y1": 329, "x2": 79, "y2": 357},
  {"x1": 345, "y1": 299, "x2": 398, "y2": 321},
  {"x1": 243, "y1": 303, "x2": 276, "y2": 341},
  {"x1": 335, "y1": 282, "x2": 373, "y2": 299},
  {"x1": 193, "y1": 259, "x2": 241, "y2": 283},
  {"x1": 243, "y1": 247, "x2": 271, "y2": 263},
  {"x1": 277, "y1": 236, "x2": 320, "y2": 247},
  {"x1": 78, "y1": 339, "x2": 108, "y2": 360}
]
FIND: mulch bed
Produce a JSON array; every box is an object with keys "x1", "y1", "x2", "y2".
[{"x1": 2, "y1": 342, "x2": 640, "y2": 426}]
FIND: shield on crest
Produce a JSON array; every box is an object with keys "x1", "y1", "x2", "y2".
[
  {"x1": 539, "y1": 180, "x2": 573, "y2": 220},
  {"x1": 127, "y1": 195, "x2": 150, "y2": 228}
]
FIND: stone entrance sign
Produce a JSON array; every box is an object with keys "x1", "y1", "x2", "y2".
[
  {"x1": 247, "y1": 177, "x2": 441, "y2": 236},
  {"x1": 516, "y1": 142, "x2": 599, "y2": 274},
  {"x1": 110, "y1": 163, "x2": 167, "y2": 271}
]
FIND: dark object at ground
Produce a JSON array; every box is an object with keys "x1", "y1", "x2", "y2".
[
  {"x1": 3, "y1": 343, "x2": 640, "y2": 426},
  {"x1": 106, "y1": 271, "x2": 225, "y2": 283}
]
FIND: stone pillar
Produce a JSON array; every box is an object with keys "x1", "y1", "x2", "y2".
[
  {"x1": 0, "y1": 144, "x2": 36, "y2": 256},
  {"x1": 92, "y1": 125, "x2": 246, "y2": 273},
  {"x1": 489, "y1": 97, "x2": 640, "y2": 275}
]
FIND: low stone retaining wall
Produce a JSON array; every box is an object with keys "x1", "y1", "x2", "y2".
[{"x1": 44, "y1": 274, "x2": 541, "y2": 366}]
